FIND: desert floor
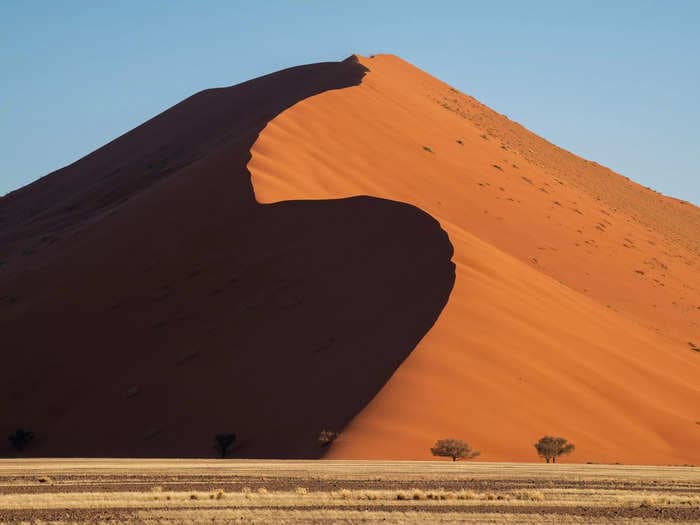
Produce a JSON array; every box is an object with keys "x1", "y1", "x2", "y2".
[{"x1": 0, "y1": 459, "x2": 697, "y2": 523}]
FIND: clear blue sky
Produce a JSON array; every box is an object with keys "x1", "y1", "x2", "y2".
[{"x1": 2, "y1": 1, "x2": 699, "y2": 204}]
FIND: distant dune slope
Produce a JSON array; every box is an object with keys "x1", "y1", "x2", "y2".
[
  {"x1": 249, "y1": 54, "x2": 700, "y2": 464},
  {"x1": 0, "y1": 57, "x2": 455, "y2": 457}
]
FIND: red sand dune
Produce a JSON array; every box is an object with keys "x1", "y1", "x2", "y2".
[
  {"x1": 249, "y1": 54, "x2": 700, "y2": 465},
  {"x1": 0, "y1": 58, "x2": 453, "y2": 457},
  {"x1": 2, "y1": 54, "x2": 699, "y2": 463}
]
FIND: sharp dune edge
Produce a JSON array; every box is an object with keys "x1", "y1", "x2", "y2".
[
  {"x1": 250, "y1": 54, "x2": 700, "y2": 465},
  {"x1": 1, "y1": 54, "x2": 698, "y2": 464},
  {"x1": 0, "y1": 57, "x2": 454, "y2": 459}
]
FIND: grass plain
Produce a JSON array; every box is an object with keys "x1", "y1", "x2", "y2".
[{"x1": 0, "y1": 459, "x2": 698, "y2": 523}]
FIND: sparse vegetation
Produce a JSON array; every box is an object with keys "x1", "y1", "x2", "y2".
[
  {"x1": 0, "y1": 460, "x2": 697, "y2": 523},
  {"x1": 430, "y1": 438, "x2": 480, "y2": 461},
  {"x1": 8, "y1": 428, "x2": 34, "y2": 452},
  {"x1": 423, "y1": 145, "x2": 433, "y2": 153},
  {"x1": 318, "y1": 429, "x2": 338, "y2": 447},
  {"x1": 534, "y1": 435, "x2": 575, "y2": 463},
  {"x1": 213, "y1": 433, "x2": 236, "y2": 458},
  {"x1": 456, "y1": 139, "x2": 463, "y2": 145}
]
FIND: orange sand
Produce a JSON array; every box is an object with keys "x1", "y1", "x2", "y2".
[
  {"x1": 1, "y1": 54, "x2": 697, "y2": 464},
  {"x1": 249, "y1": 54, "x2": 700, "y2": 464}
]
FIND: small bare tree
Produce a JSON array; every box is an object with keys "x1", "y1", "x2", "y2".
[
  {"x1": 318, "y1": 430, "x2": 338, "y2": 447},
  {"x1": 213, "y1": 433, "x2": 236, "y2": 458},
  {"x1": 534, "y1": 436, "x2": 575, "y2": 463},
  {"x1": 431, "y1": 438, "x2": 480, "y2": 461}
]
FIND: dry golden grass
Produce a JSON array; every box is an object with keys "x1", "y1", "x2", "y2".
[{"x1": 0, "y1": 460, "x2": 697, "y2": 523}]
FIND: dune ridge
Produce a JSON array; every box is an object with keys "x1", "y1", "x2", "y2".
[
  {"x1": 0, "y1": 57, "x2": 455, "y2": 458},
  {"x1": 1, "y1": 53, "x2": 698, "y2": 464},
  {"x1": 249, "y1": 54, "x2": 700, "y2": 464}
]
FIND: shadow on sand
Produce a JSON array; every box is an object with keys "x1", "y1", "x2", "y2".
[{"x1": 0, "y1": 57, "x2": 455, "y2": 458}]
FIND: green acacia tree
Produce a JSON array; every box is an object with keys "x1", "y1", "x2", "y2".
[
  {"x1": 534, "y1": 436, "x2": 575, "y2": 463},
  {"x1": 431, "y1": 439, "x2": 480, "y2": 461},
  {"x1": 213, "y1": 433, "x2": 236, "y2": 458},
  {"x1": 8, "y1": 428, "x2": 34, "y2": 452}
]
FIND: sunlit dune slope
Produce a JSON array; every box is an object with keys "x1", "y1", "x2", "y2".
[{"x1": 249, "y1": 54, "x2": 700, "y2": 464}]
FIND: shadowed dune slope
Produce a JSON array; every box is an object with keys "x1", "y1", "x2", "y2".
[
  {"x1": 249, "y1": 54, "x2": 700, "y2": 465},
  {"x1": 0, "y1": 57, "x2": 455, "y2": 457}
]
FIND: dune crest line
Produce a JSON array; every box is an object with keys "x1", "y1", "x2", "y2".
[
  {"x1": 249, "y1": 54, "x2": 700, "y2": 465},
  {"x1": 0, "y1": 56, "x2": 456, "y2": 458}
]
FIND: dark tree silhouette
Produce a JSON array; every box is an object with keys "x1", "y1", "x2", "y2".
[
  {"x1": 431, "y1": 438, "x2": 480, "y2": 461},
  {"x1": 213, "y1": 433, "x2": 236, "y2": 458},
  {"x1": 318, "y1": 430, "x2": 338, "y2": 447},
  {"x1": 534, "y1": 436, "x2": 575, "y2": 463},
  {"x1": 8, "y1": 428, "x2": 34, "y2": 452}
]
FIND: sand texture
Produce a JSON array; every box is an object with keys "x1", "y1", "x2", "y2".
[
  {"x1": 1, "y1": 54, "x2": 698, "y2": 464},
  {"x1": 249, "y1": 55, "x2": 700, "y2": 465}
]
